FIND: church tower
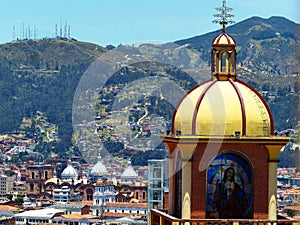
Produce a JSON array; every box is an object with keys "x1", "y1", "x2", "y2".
[{"x1": 161, "y1": 0, "x2": 289, "y2": 220}]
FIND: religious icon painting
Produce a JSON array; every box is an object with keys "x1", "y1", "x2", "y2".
[{"x1": 206, "y1": 151, "x2": 253, "y2": 219}]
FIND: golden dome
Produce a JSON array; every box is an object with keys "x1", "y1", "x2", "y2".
[
  {"x1": 172, "y1": 79, "x2": 274, "y2": 137},
  {"x1": 212, "y1": 33, "x2": 236, "y2": 47}
]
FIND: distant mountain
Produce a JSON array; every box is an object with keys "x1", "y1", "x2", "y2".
[
  {"x1": 0, "y1": 38, "x2": 107, "y2": 155},
  {"x1": 175, "y1": 16, "x2": 300, "y2": 76},
  {"x1": 0, "y1": 17, "x2": 298, "y2": 160},
  {"x1": 0, "y1": 38, "x2": 106, "y2": 70}
]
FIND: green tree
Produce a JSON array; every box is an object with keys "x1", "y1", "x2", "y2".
[{"x1": 14, "y1": 196, "x2": 24, "y2": 205}]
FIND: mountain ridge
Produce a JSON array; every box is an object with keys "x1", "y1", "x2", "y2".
[
  {"x1": 175, "y1": 16, "x2": 300, "y2": 76},
  {"x1": 0, "y1": 16, "x2": 298, "y2": 160}
]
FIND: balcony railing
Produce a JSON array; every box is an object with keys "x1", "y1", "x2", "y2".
[{"x1": 150, "y1": 209, "x2": 300, "y2": 225}]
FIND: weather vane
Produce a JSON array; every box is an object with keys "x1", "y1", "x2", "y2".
[{"x1": 212, "y1": 0, "x2": 235, "y2": 33}]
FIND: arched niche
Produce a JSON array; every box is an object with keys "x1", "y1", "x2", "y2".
[{"x1": 206, "y1": 150, "x2": 253, "y2": 219}]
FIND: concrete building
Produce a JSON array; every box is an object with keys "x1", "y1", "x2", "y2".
[
  {"x1": 51, "y1": 203, "x2": 90, "y2": 215},
  {"x1": 115, "y1": 181, "x2": 147, "y2": 203},
  {"x1": 105, "y1": 202, "x2": 147, "y2": 219},
  {"x1": 93, "y1": 179, "x2": 115, "y2": 215},
  {"x1": 0, "y1": 174, "x2": 14, "y2": 197},
  {"x1": 43, "y1": 178, "x2": 95, "y2": 202},
  {"x1": 15, "y1": 208, "x2": 63, "y2": 225},
  {"x1": 52, "y1": 186, "x2": 81, "y2": 203},
  {"x1": 52, "y1": 214, "x2": 99, "y2": 225}
]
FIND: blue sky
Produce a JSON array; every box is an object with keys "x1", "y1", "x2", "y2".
[{"x1": 1, "y1": 0, "x2": 299, "y2": 46}]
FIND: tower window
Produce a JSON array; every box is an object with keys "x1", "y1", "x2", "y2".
[
  {"x1": 231, "y1": 53, "x2": 236, "y2": 74},
  {"x1": 30, "y1": 183, "x2": 34, "y2": 192},
  {"x1": 86, "y1": 189, "x2": 93, "y2": 201},
  {"x1": 220, "y1": 52, "x2": 227, "y2": 73}
]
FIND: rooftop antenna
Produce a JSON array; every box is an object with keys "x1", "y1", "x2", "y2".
[{"x1": 212, "y1": 0, "x2": 235, "y2": 33}]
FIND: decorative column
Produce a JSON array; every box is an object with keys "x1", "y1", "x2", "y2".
[{"x1": 266, "y1": 143, "x2": 288, "y2": 219}]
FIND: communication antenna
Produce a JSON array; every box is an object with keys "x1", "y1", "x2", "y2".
[
  {"x1": 22, "y1": 22, "x2": 25, "y2": 39},
  {"x1": 212, "y1": 0, "x2": 235, "y2": 33},
  {"x1": 25, "y1": 25, "x2": 28, "y2": 39},
  {"x1": 13, "y1": 26, "x2": 15, "y2": 40},
  {"x1": 68, "y1": 25, "x2": 70, "y2": 38},
  {"x1": 34, "y1": 26, "x2": 37, "y2": 39},
  {"x1": 64, "y1": 22, "x2": 67, "y2": 38},
  {"x1": 28, "y1": 25, "x2": 31, "y2": 39},
  {"x1": 60, "y1": 18, "x2": 62, "y2": 37},
  {"x1": 55, "y1": 24, "x2": 58, "y2": 37},
  {"x1": 35, "y1": 27, "x2": 38, "y2": 40}
]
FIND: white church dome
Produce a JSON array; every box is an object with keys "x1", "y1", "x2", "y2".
[
  {"x1": 121, "y1": 161, "x2": 138, "y2": 182},
  {"x1": 90, "y1": 154, "x2": 108, "y2": 175},
  {"x1": 61, "y1": 160, "x2": 78, "y2": 180}
]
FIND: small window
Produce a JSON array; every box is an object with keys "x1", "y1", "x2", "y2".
[
  {"x1": 221, "y1": 52, "x2": 227, "y2": 73},
  {"x1": 231, "y1": 53, "x2": 236, "y2": 74},
  {"x1": 30, "y1": 183, "x2": 34, "y2": 192}
]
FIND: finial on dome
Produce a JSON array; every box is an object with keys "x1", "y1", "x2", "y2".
[{"x1": 212, "y1": 0, "x2": 235, "y2": 33}]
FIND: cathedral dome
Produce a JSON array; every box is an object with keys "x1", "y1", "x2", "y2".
[
  {"x1": 90, "y1": 155, "x2": 108, "y2": 175},
  {"x1": 172, "y1": 79, "x2": 274, "y2": 137},
  {"x1": 61, "y1": 160, "x2": 78, "y2": 180},
  {"x1": 121, "y1": 167, "x2": 138, "y2": 178},
  {"x1": 121, "y1": 161, "x2": 138, "y2": 182}
]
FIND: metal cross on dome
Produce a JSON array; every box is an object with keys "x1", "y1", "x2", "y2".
[{"x1": 212, "y1": 0, "x2": 235, "y2": 33}]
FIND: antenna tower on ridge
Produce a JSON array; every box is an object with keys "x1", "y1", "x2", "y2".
[
  {"x1": 212, "y1": 0, "x2": 235, "y2": 33},
  {"x1": 64, "y1": 22, "x2": 67, "y2": 38},
  {"x1": 13, "y1": 26, "x2": 15, "y2": 40},
  {"x1": 68, "y1": 25, "x2": 70, "y2": 38},
  {"x1": 60, "y1": 19, "x2": 63, "y2": 37},
  {"x1": 34, "y1": 26, "x2": 37, "y2": 40},
  {"x1": 55, "y1": 24, "x2": 58, "y2": 37}
]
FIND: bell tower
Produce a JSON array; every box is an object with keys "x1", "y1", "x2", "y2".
[{"x1": 163, "y1": 0, "x2": 289, "y2": 220}]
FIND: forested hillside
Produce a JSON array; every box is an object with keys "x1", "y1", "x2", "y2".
[{"x1": 0, "y1": 17, "x2": 298, "y2": 164}]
